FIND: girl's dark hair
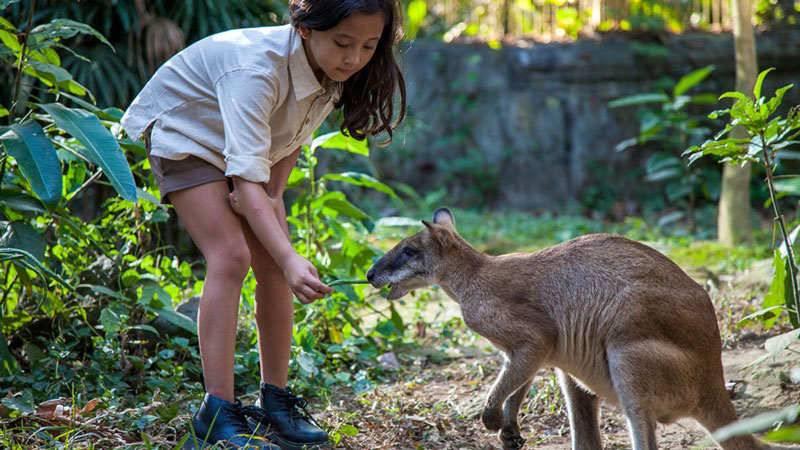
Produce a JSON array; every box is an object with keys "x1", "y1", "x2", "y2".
[{"x1": 289, "y1": 0, "x2": 407, "y2": 145}]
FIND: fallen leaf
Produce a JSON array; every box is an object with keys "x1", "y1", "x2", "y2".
[{"x1": 81, "y1": 398, "x2": 102, "y2": 415}]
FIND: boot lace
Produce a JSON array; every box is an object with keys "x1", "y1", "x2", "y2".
[
  {"x1": 242, "y1": 386, "x2": 322, "y2": 428},
  {"x1": 223, "y1": 399, "x2": 256, "y2": 436}
]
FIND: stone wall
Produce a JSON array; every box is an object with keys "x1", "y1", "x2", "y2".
[{"x1": 372, "y1": 30, "x2": 800, "y2": 212}]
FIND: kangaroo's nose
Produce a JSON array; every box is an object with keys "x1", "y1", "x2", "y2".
[{"x1": 366, "y1": 268, "x2": 375, "y2": 283}]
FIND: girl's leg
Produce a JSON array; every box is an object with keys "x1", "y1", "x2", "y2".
[
  {"x1": 240, "y1": 208, "x2": 329, "y2": 447},
  {"x1": 169, "y1": 180, "x2": 252, "y2": 403},
  {"x1": 241, "y1": 218, "x2": 293, "y2": 387}
]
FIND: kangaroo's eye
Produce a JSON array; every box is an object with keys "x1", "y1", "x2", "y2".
[{"x1": 402, "y1": 246, "x2": 416, "y2": 257}]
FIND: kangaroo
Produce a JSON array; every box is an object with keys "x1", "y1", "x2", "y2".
[{"x1": 366, "y1": 208, "x2": 762, "y2": 450}]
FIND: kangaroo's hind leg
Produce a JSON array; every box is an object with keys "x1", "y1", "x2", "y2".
[
  {"x1": 557, "y1": 369, "x2": 603, "y2": 450},
  {"x1": 607, "y1": 347, "x2": 658, "y2": 450},
  {"x1": 499, "y1": 377, "x2": 533, "y2": 450}
]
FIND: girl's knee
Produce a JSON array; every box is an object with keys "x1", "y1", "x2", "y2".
[{"x1": 206, "y1": 240, "x2": 252, "y2": 281}]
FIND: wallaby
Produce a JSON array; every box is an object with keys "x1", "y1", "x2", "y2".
[{"x1": 366, "y1": 208, "x2": 761, "y2": 450}]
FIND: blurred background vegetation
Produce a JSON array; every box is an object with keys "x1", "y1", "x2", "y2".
[{"x1": 1, "y1": 0, "x2": 800, "y2": 448}]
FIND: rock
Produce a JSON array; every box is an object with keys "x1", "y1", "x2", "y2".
[{"x1": 378, "y1": 352, "x2": 401, "y2": 371}]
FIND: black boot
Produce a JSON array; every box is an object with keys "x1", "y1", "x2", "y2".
[
  {"x1": 246, "y1": 383, "x2": 329, "y2": 450},
  {"x1": 190, "y1": 393, "x2": 280, "y2": 449}
]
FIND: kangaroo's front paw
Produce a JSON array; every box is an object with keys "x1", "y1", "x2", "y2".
[
  {"x1": 481, "y1": 408, "x2": 503, "y2": 431},
  {"x1": 499, "y1": 427, "x2": 526, "y2": 450}
]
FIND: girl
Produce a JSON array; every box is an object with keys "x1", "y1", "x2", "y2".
[{"x1": 121, "y1": 1, "x2": 406, "y2": 449}]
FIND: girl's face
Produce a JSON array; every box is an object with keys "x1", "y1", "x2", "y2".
[{"x1": 299, "y1": 12, "x2": 385, "y2": 83}]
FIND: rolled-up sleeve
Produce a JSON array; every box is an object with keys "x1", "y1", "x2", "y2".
[{"x1": 214, "y1": 69, "x2": 278, "y2": 183}]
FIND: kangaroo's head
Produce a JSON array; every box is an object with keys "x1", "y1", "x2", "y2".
[{"x1": 367, "y1": 208, "x2": 458, "y2": 300}]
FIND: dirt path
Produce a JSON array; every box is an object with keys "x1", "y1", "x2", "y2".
[{"x1": 319, "y1": 337, "x2": 800, "y2": 449}]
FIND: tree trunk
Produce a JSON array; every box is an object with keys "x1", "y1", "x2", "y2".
[{"x1": 718, "y1": 0, "x2": 758, "y2": 246}]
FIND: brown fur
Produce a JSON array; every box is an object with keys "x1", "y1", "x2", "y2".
[{"x1": 366, "y1": 208, "x2": 761, "y2": 450}]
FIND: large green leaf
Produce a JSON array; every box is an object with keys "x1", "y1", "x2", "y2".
[
  {"x1": 321, "y1": 172, "x2": 396, "y2": 197},
  {"x1": 30, "y1": 18, "x2": 112, "y2": 50},
  {"x1": 762, "y1": 250, "x2": 793, "y2": 329},
  {"x1": 673, "y1": 65, "x2": 714, "y2": 97},
  {"x1": 312, "y1": 131, "x2": 370, "y2": 156},
  {"x1": 0, "y1": 192, "x2": 48, "y2": 214},
  {"x1": 753, "y1": 67, "x2": 775, "y2": 100},
  {"x1": 0, "y1": 120, "x2": 62, "y2": 208},
  {"x1": 714, "y1": 406, "x2": 799, "y2": 442},
  {"x1": 608, "y1": 93, "x2": 670, "y2": 108},
  {"x1": 39, "y1": 103, "x2": 137, "y2": 201},
  {"x1": 0, "y1": 222, "x2": 46, "y2": 261}
]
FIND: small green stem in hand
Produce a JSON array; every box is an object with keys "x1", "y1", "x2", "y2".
[{"x1": 327, "y1": 279, "x2": 370, "y2": 287}]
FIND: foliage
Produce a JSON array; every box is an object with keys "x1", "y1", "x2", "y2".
[
  {"x1": 401, "y1": 0, "x2": 795, "y2": 42},
  {"x1": 282, "y1": 131, "x2": 418, "y2": 394},
  {"x1": 1, "y1": 0, "x2": 286, "y2": 108},
  {"x1": 0, "y1": 1, "x2": 411, "y2": 440},
  {"x1": 610, "y1": 66, "x2": 720, "y2": 231},
  {"x1": 0, "y1": 1, "x2": 203, "y2": 427},
  {"x1": 686, "y1": 68, "x2": 800, "y2": 334}
]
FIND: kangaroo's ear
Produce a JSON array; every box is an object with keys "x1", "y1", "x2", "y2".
[{"x1": 432, "y1": 207, "x2": 456, "y2": 231}]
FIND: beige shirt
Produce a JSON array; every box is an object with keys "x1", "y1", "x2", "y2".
[{"x1": 121, "y1": 24, "x2": 340, "y2": 184}]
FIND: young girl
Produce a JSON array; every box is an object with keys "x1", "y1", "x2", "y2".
[{"x1": 121, "y1": 1, "x2": 406, "y2": 448}]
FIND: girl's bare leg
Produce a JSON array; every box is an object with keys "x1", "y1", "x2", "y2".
[
  {"x1": 170, "y1": 181, "x2": 252, "y2": 402},
  {"x1": 241, "y1": 210, "x2": 294, "y2": 387}
]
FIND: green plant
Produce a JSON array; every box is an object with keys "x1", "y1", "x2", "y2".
[
  {"x1": 686, "y1": 67, "x2": 800, "y2": 337},
  {"x1": 610, "y1": 66, "x2": 720, "y2": 231},
  {"x1": 283, "y1": 130, "x2": 413, "y2": 393},
  {"x1": 1, "y1": 0, "x2": 202, "y2": 415}
]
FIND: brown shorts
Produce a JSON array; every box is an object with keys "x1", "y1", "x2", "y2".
[{"x1": 144, "y1": 125, "x2": 230, "y2": 205}]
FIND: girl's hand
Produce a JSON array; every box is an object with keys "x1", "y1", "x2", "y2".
[{"x1": 283, "y1": 254, "x2": 333, "y2": 303}]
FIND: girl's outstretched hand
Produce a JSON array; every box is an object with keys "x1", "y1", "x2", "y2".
[{"x1": 283, "y1": 254, "x2": 333, "y2": 303}]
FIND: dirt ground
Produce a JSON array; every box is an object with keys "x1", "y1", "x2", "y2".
[
  {"x1": 315, "y1": 257, "x2": 800, "y2": 450},
  {"x1": 316, "y1": 338, "x2": 800, "y2": 450}
]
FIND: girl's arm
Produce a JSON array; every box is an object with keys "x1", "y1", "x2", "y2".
[{"x1": 232, "y1": 151, "x2": 332, "y2": 303}]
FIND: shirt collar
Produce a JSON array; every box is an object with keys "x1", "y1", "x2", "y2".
[{"x1": 288, "y1": 27, "x2": 326, "y2": 101}]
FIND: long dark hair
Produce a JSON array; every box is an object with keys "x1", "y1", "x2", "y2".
[{"x1": 289, "y1": 0, "x2": 407, "y2": 145}]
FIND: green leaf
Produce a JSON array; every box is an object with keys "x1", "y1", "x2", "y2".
[
  {"x1": 0, "y1": 28, "x2": 20, "y2": 52},
  {"x1": 608, "y1": 93, "x2": 670, "y2": 108},
  {"x1": 753, "y1": 67, "x2": 775, "y2": 100},
  {"x1": 765, "y1": 328, "x2": 800, "y2": 360},
  {"x1": 389, "y1": 302, "x2": 405, "y2": 333},
  {"x1": 339, "y1": 424, "x2": 359, "y2": 437},
  {"x1": 39, "y1": 103, "x2": 137, "y2": 201},
  {"x1": 762, "y1": 250, "x2": 791, "y2": 330},
  {"x1": 1, "y1": 390, "x2": 34, "y2": 414},
  {"x1": 0, "y1": 121, "x2": 62, "y2": 207},
  {"x1": 0, "y1": 1, "x2": 23, "y2": 11},
  {"x1": 77, "y1": 284, "x2": 129, "y2": 302},
  {"x1": 30, "y1": 18, "x2": 112, "y2": 50},
  {"x1": 719, "y1": 91, "x2": 749, "y2": 102},
  {"x1": 764, "y1": 84, "x2": 794, "y2": 119},
  {"x1": 321, "y1": 172, "x2": 396, "y2": 197},
  {"x1": 1, "y1": 222, "x2": 46, "y2": 261},
  {"x1": 145, "y1": 306, "x2": 197, "y2": 335},
  {"x1": 99, "y1": 307, "x2": 123, "y2": 334},
  {"x1": 323, "y1": 197, "x2": 369, "y2": 221},
  {"x1": 713, "y1": 405, "x2": 799, "y2": 442},
  {"x1": 673, "y1": 65, "x2": 714, "y2": 97},
  {"x1": 313, "y1": 131, "x2": 369, "y2": 156},
  {"x1": 296, "y1": 349, "x2": 316, "y2": 374},
  {"x1": 0, "y1": 327, "x2": 20, "y2": 377},
  {"x1": 286, "y1": 167, "x2": 308, "y2": 188},
  {"x1": 26, "y1": 60, "x2": 88, "y2": 96}
]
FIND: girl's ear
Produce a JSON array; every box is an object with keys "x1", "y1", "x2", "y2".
[{"x1": 298, "y1": 24, "x2": 312, "y2": 40}]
